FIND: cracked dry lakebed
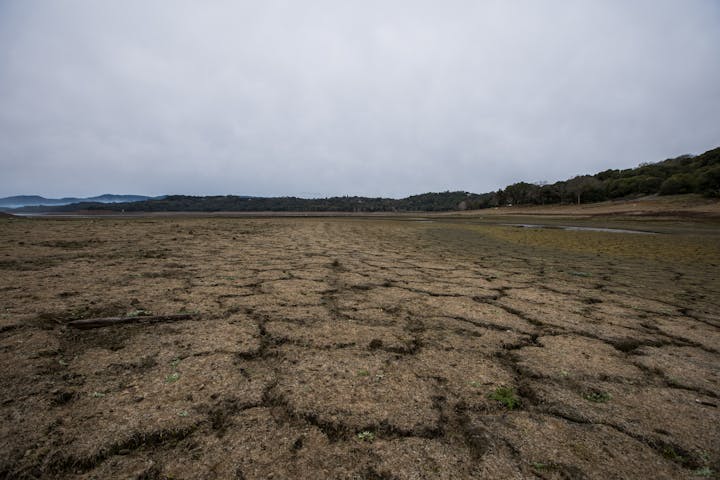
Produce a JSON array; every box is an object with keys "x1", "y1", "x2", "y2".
[{"x1": 0, "y1": 215, "x2": 719, "y2": 479}]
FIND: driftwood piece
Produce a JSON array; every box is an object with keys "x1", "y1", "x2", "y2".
[{"x1": 67, "y1": 313, "x2": 197, "y2": 329}]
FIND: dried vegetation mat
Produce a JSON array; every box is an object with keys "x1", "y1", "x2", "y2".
[{"x1": 0, "y1": 215, "x2": 719, "y2": 479}]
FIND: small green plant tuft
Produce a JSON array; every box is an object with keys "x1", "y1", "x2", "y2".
[
  {"x1": 569, "y1": 271, "x2": 592, "y2": 277},
  {"x1": 357, "y1": 369, "x2": 370, "y2": 377},
  {"x1": 91, "y1": 391, "x2": 105, "y2": 398},
  {"x1": 357, "y1": 431, "x2": 375, "y2": 442},
  {"x1": 166, "y1": 372, "x2": 180, "y2": 383},
  {"x1": 662, "y1": 446, "x2": 685, "y2": 464},
  {"x1": 488, "y1": 387, "x2": 520, "y2": 410},
  {"x1": 694, "y1": 467, "x2": 714, "y2": 477},
  {"x1": 583, "y1": 391, "x2": 612, "y2": 403}
]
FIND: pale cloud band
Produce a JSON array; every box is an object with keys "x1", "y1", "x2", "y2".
[{"x1": 1, "y1": 1, "x2": 718, "y2": 198}]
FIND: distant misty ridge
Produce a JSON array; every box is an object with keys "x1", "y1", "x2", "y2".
[{"x1": 0, "y1": 194, "x2": 162, "y2": 209}]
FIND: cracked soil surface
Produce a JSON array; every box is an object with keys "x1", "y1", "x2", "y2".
[{"x1": 0, "y1": 215, "x2": 719, "y2": 479}]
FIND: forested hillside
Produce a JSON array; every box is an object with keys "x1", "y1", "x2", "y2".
[
  {"x1": 12, "y1": 192, "x2": 477, "y2": 213},
  {"x1": 464, "y1": 147, "x2": 720, "y2": 209},
  {"x1": 7, "y1": 147, "x2": 718, "y2": 213}
]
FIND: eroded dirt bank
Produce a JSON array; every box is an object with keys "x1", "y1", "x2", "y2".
[{"x1": 0, "y1": 216, "x2": 718, "y2": 479}]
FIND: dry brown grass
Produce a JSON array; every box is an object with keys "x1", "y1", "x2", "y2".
[{"x1": 0, "y1": 215, "x2": 718, "y2": 479}]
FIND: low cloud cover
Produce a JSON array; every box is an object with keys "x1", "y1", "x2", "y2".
[{"x1": 1, "y1": 1, "x2": 719, "y2": 198}]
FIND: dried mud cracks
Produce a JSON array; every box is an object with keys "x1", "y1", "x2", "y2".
[{"x1": 0, "y1": 217, "x2": 719, "y2": 479}]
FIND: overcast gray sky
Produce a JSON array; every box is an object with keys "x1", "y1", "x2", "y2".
[{"x1": 1, "y1": 1, "x2": 719, "y2": 198}]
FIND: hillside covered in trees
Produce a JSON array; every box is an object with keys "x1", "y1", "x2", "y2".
[
  {"x1": 469, "y1": 146, "x2": 720, "y2": 209},
  {"x1": 7, "y1": 146, "x2": 719, "y2": 213},
  {"x1": 10, "y1": 192, "x2": 477, "y2": 213}
]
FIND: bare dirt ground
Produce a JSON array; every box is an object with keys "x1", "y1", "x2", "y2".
[
  {"x1": 0, "y1": 214, "x2": 718, "y2": 479},
  {"x1": 451, "y1": 194, "x2": 720, "y2": 218}
]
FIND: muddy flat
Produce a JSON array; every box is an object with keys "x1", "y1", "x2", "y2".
[{"x1": 1, "y1": 215, "x2": 719, "y2": 479}]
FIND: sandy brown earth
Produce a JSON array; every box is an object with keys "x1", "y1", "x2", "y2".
[
  {"x1": 0, "y1": 215, "x2": 719, "y2": 479},
  {"x1": 451, "y1": 194, "x2": 720, "y2": 218}
]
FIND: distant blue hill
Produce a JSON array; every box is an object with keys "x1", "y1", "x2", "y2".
[{"x1": 0, "y1": 194, "x2": 162, "y2": 209}]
